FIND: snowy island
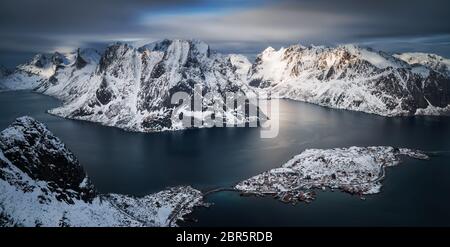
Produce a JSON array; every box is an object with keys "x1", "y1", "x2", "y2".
[{"x1": 236, "y1": 146, "x2": 429, "y2": 203}]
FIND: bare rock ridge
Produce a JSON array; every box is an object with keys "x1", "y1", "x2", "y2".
[{"x1": 0, "y1": 116, "x2": 204, "y2": 226}]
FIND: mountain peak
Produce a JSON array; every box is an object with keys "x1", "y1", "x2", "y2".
[
  {"x1": 0, "y1": 116, "x2": 96, "y2": 203},
  {"x1": 262, "y1": 46, "x2": 276, "y2": 54},
  {"x1": 140, "y1": 39, "x2": 211, "y2": 58}
]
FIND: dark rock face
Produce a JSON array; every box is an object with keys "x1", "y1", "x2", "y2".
[
  {"x1": 422, "y1": 71, "x2": 450, "y2": 107},
  {"x1": 96, "y1": 78, "x2": 114, "y2": 105},
  {"x1": 150, "y1": 62, "x2": 166, "y2": 79},
  {"x1": 98, "y1": 43, "x2": 132, "y2": 74},
  {"x1": 249, "y1": 78, "x2": 271, "y2": 88},
  {"x1": 52, "y1": 52, "x2": 66, "y2": 66},
  {"x1": 32, "y1": 54, "x2": 50, "y2": 68},
  {"x1": 75, "y1": 49, "x2": 88, "y2": 69},
  {"x1": 141, "y1": 113, "x2": 172, "y2": 130},
  {"x1": 0, "y1": 117, "x2": 95, "y2": 203}
]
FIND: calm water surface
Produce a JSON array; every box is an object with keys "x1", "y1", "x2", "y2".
[{"x1": 1, "y1": 91, "x2": 449, "y2": 226}]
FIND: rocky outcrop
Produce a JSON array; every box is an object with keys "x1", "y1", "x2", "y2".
[{"x1": 0, "y1": 117, "x2": 204, "y2": 226}]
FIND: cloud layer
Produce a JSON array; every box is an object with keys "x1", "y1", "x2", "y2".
[{"x1": 1, "y1": 0, "x2": 449, "y2": 66}]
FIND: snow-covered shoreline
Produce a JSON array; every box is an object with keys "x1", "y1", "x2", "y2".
[
  {"x1": 235, "y1": 146, "x2": 429, "y2": 203},
  {"x1": 0, "y1": 116, "x2": 205, "y2": 227}
]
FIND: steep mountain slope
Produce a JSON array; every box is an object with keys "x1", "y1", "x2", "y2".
[
  {"x1": 0, "y1": 116, "x2": 204, "y2": 226},
  {"x1": 248, "y1": 44, "x2": 450, "y2": 116},
  {"x1": 36, "y1": 39, "x2": 257, "y2": 132},
  {"x1": 394, "y1": 52, "x2": 450, "y2": 76},
  {"x1": 36, "y1": 48, "x2": 101, "y2": 102}
]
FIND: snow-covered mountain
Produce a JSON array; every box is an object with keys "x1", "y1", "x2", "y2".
[
  {"x1": 0, "y1": 116, "x2": 204, "y2": 226},
  {"x1": 2, "y1": 40, "x2": 450, "y2": 120},
  {"x1": 0, "y1": 52, "x2": 74, "y2": 91},
  {"x1": 394, "y1": 52, "x2": 450, "y2": 77},
  {"x1": 248, "y1": 44, "x2": 450, "y2": 116},
  {"x1": 34, "y1": 39, "x2": 257, "y2": 132},
  {"x1": 36, "y1": 48, "x2": 102, "y2": 102}
]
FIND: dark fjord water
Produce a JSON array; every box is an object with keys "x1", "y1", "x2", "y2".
[{"x1": 1, "y1": 91, "x2": 450, "y2": 226}]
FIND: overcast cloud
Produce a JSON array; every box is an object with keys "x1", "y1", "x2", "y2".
[{"x1": 1, "y1": 0, "x2": 449, "y2": 67}]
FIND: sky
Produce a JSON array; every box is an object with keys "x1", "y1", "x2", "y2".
[{"x1": 1, "y1": 0, "x2": 450, "y2": 67}]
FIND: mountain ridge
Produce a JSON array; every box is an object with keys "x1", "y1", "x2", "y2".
[
  {"x1": 248, "y1": 43, "x2": 450, "y2": 116},
  {"x1": 1, "y1": 40, "x2": 450, "y2": 131}
]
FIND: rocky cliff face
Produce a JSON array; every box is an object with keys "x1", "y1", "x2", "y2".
[
  {"x1": 0, "y1": 116, "x2": 96, "y2": 203},
  {"x1": 36, "y1": 39, "x2": 256, "y2": 132},
  {"x1": 248, "y1": 44, "x2": 450, "y2": 116},
  {"x1": 0, "y1": 116, "x2": 204, "y2": 226}
]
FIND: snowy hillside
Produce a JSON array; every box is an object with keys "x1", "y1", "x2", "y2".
[
  {"x1": 0, "y1": 116, "x2": 204, "y2": 226},
  {"x1": 236, "y1": 146, "x2": 429, "y2": 203},
  {"x1": 34, "y1": 39, "x2": 258, "y2": 132},
  {"x1": 248, "y1": 44, "x2": 450, "y2": 116},
  {"x1": 0, "y1": 52, "x2": 74, "y2": 91},
  {"x1": 3, "y1": 40, "x2": 450, "y2": 120},
  {"x1": 394, "y1": 52, "x2": 450, "y2": 76}
]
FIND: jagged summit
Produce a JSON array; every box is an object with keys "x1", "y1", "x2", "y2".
[
  {"x1": 2, "y1": 39, "x2": 450, "y2": 119},
  {"x1": 75, "y1": 48, "x2": 101, "y2": 69},
  {"x1": 0, "y1": 48, "x2": 101, "y2": 91},
  {"x1": 32, "y1": 39, "x2": 256, "y2": 132},
  {"x1": 249, "y1": 43, "x2": 450, "y2": 116}
]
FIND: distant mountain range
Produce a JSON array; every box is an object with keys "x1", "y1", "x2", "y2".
[
  {"x1": 249, "y1": 44, "x2": 450, "y2": 116},
  {"x1": 1, "y1": 39, "x2": 449, "y2": 132}
]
